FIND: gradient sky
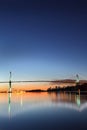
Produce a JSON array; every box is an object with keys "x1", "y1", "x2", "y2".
[{"x1": 0, "y1": 0, "x2": 87, "y2": 81}]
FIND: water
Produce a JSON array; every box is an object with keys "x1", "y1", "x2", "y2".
[{"x1": 0, "y1": 92, "x2": 87, "y2": 130}]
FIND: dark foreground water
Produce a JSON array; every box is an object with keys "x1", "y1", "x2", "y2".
[{"x1": 0, "y1": 92, "x2": 87, "y2": 130}]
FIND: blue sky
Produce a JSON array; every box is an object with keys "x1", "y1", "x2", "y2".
[{"x1": 0, "y1": 0, "x2": 87, "y2": 81}]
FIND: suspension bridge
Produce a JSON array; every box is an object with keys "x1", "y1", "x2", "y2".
[{"x1": 0, "y1": 72, "x2": 87, "y2": 93}]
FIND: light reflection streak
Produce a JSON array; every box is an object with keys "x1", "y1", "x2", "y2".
[
  {"x1": 8, "y1": 93, "x2": 11, "y2": 118},
  {"x1": 20, "y1": 94, "x2": 23, "y2": 107}
]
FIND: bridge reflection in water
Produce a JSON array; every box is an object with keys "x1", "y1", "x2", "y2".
[{"x1": 0, "y1": 91, "x2": 86, "y2": 118}]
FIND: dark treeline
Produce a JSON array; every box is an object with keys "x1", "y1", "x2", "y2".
[
  {"x1": 47, "y1": 83, "x2": 87, "y2": 93},
  {"x1": 25, "y1": 89, "x2": 45, "y2": 93},
  {"x1": 25, "y1": 83, "x2": 87, "y2": 94}
]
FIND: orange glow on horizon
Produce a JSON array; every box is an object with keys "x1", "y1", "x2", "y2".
[{"x1": 0, "y1": 82, "x2": 75, "y2": 92}]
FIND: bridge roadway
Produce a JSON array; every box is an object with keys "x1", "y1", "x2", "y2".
[
  {"x1": 0, "y1": 79, "x2": 87, "y2": 84},
  {"x1": 0, "y1": 79, "x2": 77, "y2": 84}
]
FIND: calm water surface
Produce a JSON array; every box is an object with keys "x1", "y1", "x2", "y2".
[{"x1": 0, "y1": 92, "x2": 87, "y2": 130}]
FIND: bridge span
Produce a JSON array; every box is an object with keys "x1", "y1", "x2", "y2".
[{"x1": 0, "y1": 72, "x2": 87, "y2": 92}]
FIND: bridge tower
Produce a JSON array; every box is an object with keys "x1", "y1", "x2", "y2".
[
  {"x1": 8, "y1": 72, "x2": 12, "y2": 93},
  {"x1": 76, "y1": 74, "x2": 80, "y2": 85},
  {"x1": 76, "y1": 74, "x2": 80, "y2": 95}
]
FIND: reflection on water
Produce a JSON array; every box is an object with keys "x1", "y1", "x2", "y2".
[
  {"x1": 0, "y1": 92, "x2": 87, "y2": 130},
  {"x1": 8, "y1": 93, "x2": 11, "y2": 117},
  {"x1": 0, "y1": 92, "x2": 87, "y2": 116}
]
